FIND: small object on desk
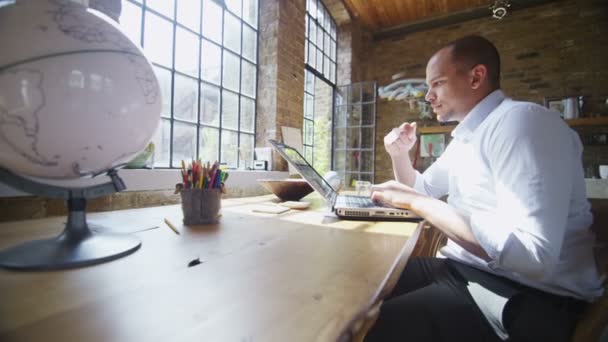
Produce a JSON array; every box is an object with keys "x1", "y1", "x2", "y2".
[
  {"x1": 187, "y1": 257, "x2": 202, "y2": 267},
  {"x1": 279, "y1": 201, "x2": 311, "y2": 210},
  {"x1": 253, "y1": 160, "x2": 268, "y2": 170},
  {"x1": 251, "y1": 205, "x2": 290, "y2": 214},
  {"x1": 163, "y1": 218, "x2": 180, "y2": 235}
]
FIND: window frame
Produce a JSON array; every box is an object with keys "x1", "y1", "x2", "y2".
[
  {"x1": 303, "y1": 0, "x2": 337, "y2": 167},
  {"x1": 123, "y1": 0, "x2": 259, "y2": 169}
]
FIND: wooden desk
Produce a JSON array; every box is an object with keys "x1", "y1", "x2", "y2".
[{"x1": 0, "y1": 195, "x2": 421, "y2": 342}]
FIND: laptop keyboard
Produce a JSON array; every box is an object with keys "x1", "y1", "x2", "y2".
[{"x1": 337, "y1": 195, "x2": 377, "y2": 208}]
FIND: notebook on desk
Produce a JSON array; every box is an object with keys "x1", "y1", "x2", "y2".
[{"x1": 268, "y1": 139, "x2": 421, "y2": 221}]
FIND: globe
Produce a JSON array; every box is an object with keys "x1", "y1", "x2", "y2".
[
  {"x1": 0, "y1": 0, "x2": 161, "y2": 270},
  {"x1": 0, "y1": 0, "x2": 161, "y2": 180}
]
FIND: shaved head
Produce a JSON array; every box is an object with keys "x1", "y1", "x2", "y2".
[{"x1": 441, "y1": 35, "x2": 501, "y2": 90}]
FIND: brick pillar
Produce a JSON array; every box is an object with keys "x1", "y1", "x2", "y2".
[
  {"x1": 257, "y1": 0, "x2": 306, "y2": 171},
  {"x1": 337, "y1": 21, "x2": 372, "y2": 86}
]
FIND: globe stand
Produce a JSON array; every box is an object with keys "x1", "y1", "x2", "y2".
[{"x1": 0, "y1": 168, "x2": 141, "y2": 270}]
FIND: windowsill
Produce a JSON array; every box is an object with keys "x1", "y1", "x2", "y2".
[{"x1": 0, "y1": 169, "x2": 290, "y2": 198}]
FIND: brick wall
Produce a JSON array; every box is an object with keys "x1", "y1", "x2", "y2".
[
  {"x1": 257, "y1": 0, "x2": 306, "y2": 171},
  {"x1": 365, "y1": 0, "x2": 608, "y2": 182}
]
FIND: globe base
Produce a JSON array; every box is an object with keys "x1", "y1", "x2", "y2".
[
  {"x1": 0, "y1": 230, "x2": 141, "y2": 270},
  {"x1": 0, "y1": 169, "x2": 141, "y2": 270}
]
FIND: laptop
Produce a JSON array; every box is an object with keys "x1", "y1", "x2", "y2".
[{"x1": 268, "y1": 139, "x2": 421, "y2": 221}]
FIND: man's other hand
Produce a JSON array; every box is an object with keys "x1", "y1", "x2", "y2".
[
  {"x1": 370, "y1": 180, "x2": 424, "y2": 211},
  {"x1": 384, "y1": 122, "x2": 417, "y2": 158}
]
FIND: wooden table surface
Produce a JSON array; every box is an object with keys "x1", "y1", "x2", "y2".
[{"x1": 0, "y1": 195, "x2": 421, "y2": 342}]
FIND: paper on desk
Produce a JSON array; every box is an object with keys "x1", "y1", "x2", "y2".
[{"x1": 281, "y1": 126, "x2": 303, "y2": 175}]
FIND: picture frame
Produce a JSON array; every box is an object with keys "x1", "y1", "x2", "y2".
[{"x1": 543, "y1": 95, "x2": 584, "y2": 119}]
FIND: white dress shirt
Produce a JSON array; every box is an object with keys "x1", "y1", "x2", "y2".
[{"x1": 413, "y1": 90, "x2": 604, "y2": 300}]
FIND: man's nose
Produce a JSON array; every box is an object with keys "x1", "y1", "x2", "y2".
[{"x1": 425, "y1": 90, "x2": 435, "y2": 102}]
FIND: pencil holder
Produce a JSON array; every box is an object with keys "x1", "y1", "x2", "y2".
[{"x1": 180, "y1": 189, "x2": 222, "y2": 225}]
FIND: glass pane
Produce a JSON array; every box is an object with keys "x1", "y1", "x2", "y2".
[
  {"x1": 225, "y1": 0, "x2": 242, "y2": 17},
  {"x1": 147, "y1": 0, "x2": 174, "y2": 18},
  {"x1": 240, "y1": 96, "x2": 255, "y2": 133},
  {"x1": 305, "y1": 147, "x2": 313, "y2": 164},
  {"x1": 330, "y1": 38, "x2": 336, "y2": 60},
  {"x1": 175, "y1": 26, "x2": 199, "y2": 77},
  {"x1": 221, "y1": 90, "x2": 239, "y2": 130},
  {"x1": 361, "y1": 103, "x2": 375, "y2": 125},
  {"x1": 177, "y1": 0, "x2": 201, "y2": 32},
  {"x1": 350, "y1": 83, "x2": 362, "y2": 103},
  {"x1": 362, "y1": 83, "x2": 376, "y2": 102},
  {"x1": 346, "y1": 151, "x2": 360, "y2": 172},
  {"x1": 173, "y1": 121, "x2": 197, "y2": 165},
  {"x1": 173, "y1": 74, "x2": 198, "y2": 122},
  {"x1": 309, "y1": 19, "x2": 316, "y2": 45},
  {"x1": 152, "y1": 118, "x2": 171, "y2": 167},
  {"x1": 304, "y1": 94, "x2": 314, "y2": 119},
  {"x1": 324, "y1": 32, "x2": 330, "y2": 55},
  {"x1": 144, "y1": 11, "x2": 173, "y2": 67},
  {"x1": 317, "y1": 5, "x2": 324, "y2": 27},
  {"x1": 305, "y1": 15, "x2": 309, "y2": 38},
  {"x1": 201, "y1": 39, "x2": 221, "y2": 84},
  {"x1": 222, "y1": 51, "x2": 240, "y2": 91},
  {"x1": 242, "y1": 25, "x2": 257, "y2": 62},
  {"x1": 360, "y1": 173, "x2": 373, "y2": 183},
  {"x1": 120, "y1": 1, "x2": 142, "y2": 46},
  {"x1": 201, "y1": 83, "x2": 220, "y2": 126},
  {"x1": 334, "y1": 127, "x2": 346, "y2": 149},
  {"x1": 305, "y1": 70, "x2": 315, "y2": 94},
  {"x1": 329, "y1": 62, "x2": 335, "y2": 84},
  {"x1": 330, "y1": 21, "x2": 336, "y2": 39},
  {"x1": 361, "y1": 127, "x2": 374, "y2": 149},
  {"x1": 347, "y1": 127, "x2": 360, "y2": 148},
  {"x1": 334, "y1": 105, "x2": 347, "y2": 128},
  {"x1": 348, "y1": 105, "x2": 361, "y2": 126},
  {"x1": 333, "y1": 151, "x2": 345, "y2": 171},
  {"x1": 243, "y1": 0, "x2": 258, "y2": 28},
  {"x1": 309, "y1": 0, "x2": 317, "y2": 19},
  {"x1": 221, "y1": 130, "x2": 238, "y2": 168},
  {"x1": 316, "y1": 47, "x2": 323, "y2": 72},
  {"x1": 360, "y1": 151, "x2": 373, "y2": 172},
  {"x1": 202, "y1": 0, "x2": 223, "y2": 43},
  {"x1": 323, "y1": 55, "x2": 330, "y2": 78},
  {"x1": 308, "y1": 44, "x2": 316, "y2": 69},
  {"x1": 223, "y1": 13, "x2": 241, "y2": 53},
  {"x1": 316, "y1": 23, "x2": 323, "y2": 48},
  {"x1": 241, "y1": 60, "x2": 256, "y2": 97},
  {"x1": 239, "y1": 133, "x2": 254, "y2": 169},
  {"x1": 304, "y1": 120, "x2": 314, "y2": 145},
  {"x1": 153, "y1": 66, "x2": 172, "y2": 118},
  {"x1": 200, "y1": 127, "x2": 219, "y2": 162}
]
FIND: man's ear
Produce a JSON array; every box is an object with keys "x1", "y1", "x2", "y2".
[{"x1": 469, "y1": 64, "x2": 487, "y2": 90}]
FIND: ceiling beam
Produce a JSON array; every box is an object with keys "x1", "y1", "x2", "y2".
[{"x1": 373, "y1": 0, "x2": 559, "y2": 41}]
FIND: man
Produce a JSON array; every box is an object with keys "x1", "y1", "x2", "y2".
[{"x1": 365, "y1": 36, "x2": 604, "y2": 342}]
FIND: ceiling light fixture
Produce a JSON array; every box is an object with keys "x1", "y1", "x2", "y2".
[{"x1": 490, "y1": 0, "x2": 511, "y2": 20}]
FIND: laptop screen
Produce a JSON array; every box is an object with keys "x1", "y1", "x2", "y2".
[{"x1": 268, "y1": 139, "x2": 336, "y2": 200}]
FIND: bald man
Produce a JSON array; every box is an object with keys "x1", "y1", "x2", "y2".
[{"x1": 365, "y1": 36, "x2": 603, "y2": 342}]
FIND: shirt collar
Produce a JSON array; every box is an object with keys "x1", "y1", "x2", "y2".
[{"x1": 451, "y1": 90, "x2": 506, "y2": 141}]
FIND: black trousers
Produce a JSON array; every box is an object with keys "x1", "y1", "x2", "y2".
[{"x1": 364, "y1": 257, "x2": 587, "y2": 342}]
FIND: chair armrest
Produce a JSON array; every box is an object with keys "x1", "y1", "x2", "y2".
[{"x1": 412, "y1": 222, "x2": 447, "y2": 257}]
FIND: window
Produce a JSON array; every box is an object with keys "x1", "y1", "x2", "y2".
[
  {"x1": 120, "y1": 0, "x2": 258, "y2": 169},
  {"x1": 303, "y1": 0, "x2": 336, "y2": 172}
]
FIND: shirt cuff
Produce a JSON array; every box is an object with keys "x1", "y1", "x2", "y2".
[
  {"x1": 412, "y1": 170, "x2": 428, "y2": 195},
  {"x1": 469, "y1": 211, "x2": 513, "y2": 267}
]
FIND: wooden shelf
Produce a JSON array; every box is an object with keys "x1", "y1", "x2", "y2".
[
  {"x1": 418, "y1": 124, "x2": 457, "y2": 134},
  {"x1": 565, "y1": 117, "x2": 608, "y2": 127},
  {"x1": 417, "y1": 116, "x2": 608, "y2": 135}
]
